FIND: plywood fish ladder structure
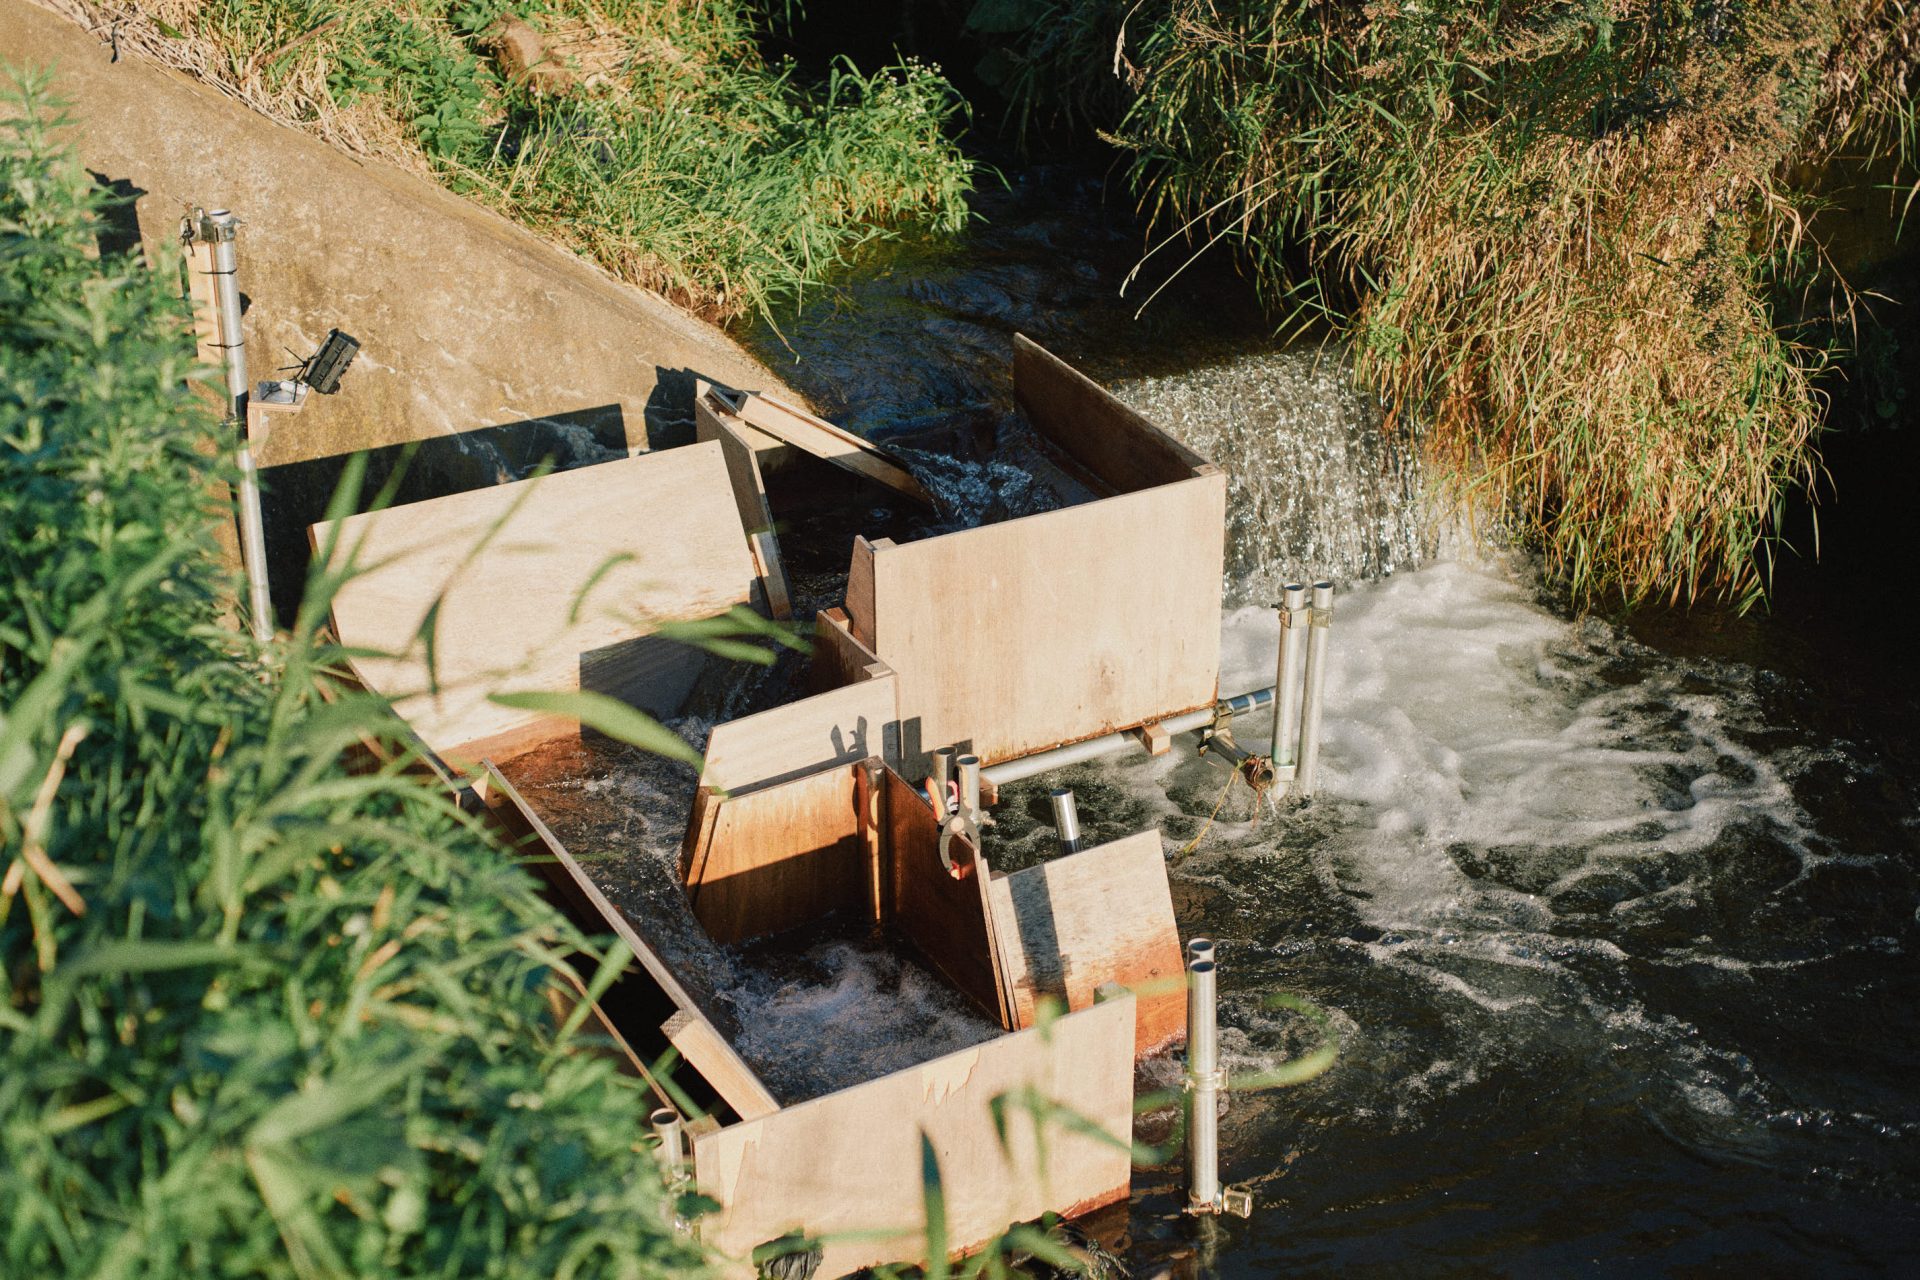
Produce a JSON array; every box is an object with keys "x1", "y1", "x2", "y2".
[{"x1": 309, "y1": 335, "x2": 1252, "y2": 1278}]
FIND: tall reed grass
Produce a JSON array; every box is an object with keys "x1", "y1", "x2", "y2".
[
  {"x1": 0, "y1": 72, "x2": 704, "y2": 1278},
  {"x1": 47, "y1": 0, "x2": 976, "y2": 321},
  {"x1": 974, "y1": 0, "x2": 1920, "y2": 606}
]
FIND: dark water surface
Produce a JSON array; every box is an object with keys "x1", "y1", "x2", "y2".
[{"x1": 743, "y1": 168, "x2": 1920, "y2": 1276}]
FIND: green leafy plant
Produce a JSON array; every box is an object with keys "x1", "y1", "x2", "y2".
[
  {"x1": 87, "y1": 0, "x2": 977, "y2": 321},
  {"x1": 977, "y1": 0, "x2": 1920, "y2": 608},
  {"x1": 0, "y1": 68, "x2": 706, "y2": 1279}
]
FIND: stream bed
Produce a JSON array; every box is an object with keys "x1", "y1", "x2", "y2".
[{"x1": 743, "y1": 166, "x2": 1920, "y2": 1275}]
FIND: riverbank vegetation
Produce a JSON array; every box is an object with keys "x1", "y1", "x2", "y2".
[
  {"x1": 0, "y1": 75, "x2": 703, "y2": 1277},
  {"x1": 46, "y1": 0, "x2": 976, "y2": 319},
  {"x1": 970, "y1": 0, "x2": 1919, "y2": 606}
]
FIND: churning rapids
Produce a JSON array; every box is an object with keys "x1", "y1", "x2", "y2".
[{"x1": 740, "y1": 166, "x2": 1920, "y2": 1274}]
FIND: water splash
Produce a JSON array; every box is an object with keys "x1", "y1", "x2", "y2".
[{"x1": 1113, "y1": 346, "x2": 1435, "y2": 602}]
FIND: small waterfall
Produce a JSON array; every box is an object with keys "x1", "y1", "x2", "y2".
[{"x1": 1112, "y1": 346, "x2": 1436, "y2": 605}]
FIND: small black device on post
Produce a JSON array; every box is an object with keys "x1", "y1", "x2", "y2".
[{"x1": 302, "y1": 328, "x2": 360, "y2": 395}]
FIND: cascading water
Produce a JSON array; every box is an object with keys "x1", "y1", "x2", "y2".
[{"x1": 745, "y1": 164, "x2": 1920, "y2": 1272}]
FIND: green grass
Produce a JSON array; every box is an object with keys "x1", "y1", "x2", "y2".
[
  {"x1": 973, "y1": 0, "x2": 1920, "y2": 607},
  {"x1": 85, "y1": 0, "x2": 975, "y2": 321},
  {"x1": 0, "y1": 70, "x2": 704, "y2": 1278}
]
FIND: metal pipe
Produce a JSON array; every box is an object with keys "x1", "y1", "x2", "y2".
[
  {"x1": 201, "y1": 209, "x2": 273, "y2": 644},
  {"x1": 930, "y1": 747, "x2": 955, "y2": 813},
  {"x1": 1271, "y1": 583, "x2": 1306, "y2": 768},
  {"x1": 649, "y1": 1108, "x2": 685, "y2": 1185},
  {"x1": 1186, "y1": 936, "x2": 1215, "y2": 965},
  {"x1": 981, "y1": 687, "x2": 1275, "y2": 787},
  {"x1": 1186, "y1": 951, "x2": 1220, "y2": 1213},
  {"x1": 1048, "y1": 788, "x2": 1081, "y2": 856},
  {"x1": 1295, "y1": 581, "x2": 1334, "y2": 798},
  {"x1": 956, "y1": 753, "x2": 982, "y2": 819}
]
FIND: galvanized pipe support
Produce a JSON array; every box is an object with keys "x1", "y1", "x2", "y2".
[
  {"x1": 195, "y1": 208, "x2": 273, "y2": 645},
  {"x1": 1184, "y1": 937, "x2": 1253, "y2": 1220}
]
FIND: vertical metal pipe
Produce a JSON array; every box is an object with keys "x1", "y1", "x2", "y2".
[
  {"x1": 956, "y1": 754, "x2": 982, "y2": 819},
  {"x1": 650, "y1": 1108, "x2": 685, "y2": 1185},
  {"x1": 1186, "y1": 936, "x2": 1215, "y2": 966},
  {"x1": 201, "y1": 210, "x2": 273, "y2": 644},
  {"x1": 1048, "y1": 788, "x2": 1081, "y2": 856},
  {"x1": 1271, "y1": 583, "x2": 1306, "y2": 768},
  {"x1": 1296, "y1": 581, "x2": 1334, "y2": 798},
  {"x1": 930, "y1": 747, "x2": 955, "y2": 813},
  {"x1": 1187, "y1": 952, "x2": 1220, "y2": 1213}
]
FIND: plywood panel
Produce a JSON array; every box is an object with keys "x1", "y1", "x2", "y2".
[
  {"x1": 691, "y1": 995, "x2": 1136, "y2": 1279},
  {"x1": 867, "y1": 472, "x2": 1226, "y2": 770},
  {"x1": 481, "y1": 765, "x2": 779, "y2": 1120},
  {"x1": 700, "y1": 675, "x2": 899, "y2": 795},
  {"x1": 315, "y1": 447, "x2": 757, "y2": 762},
  {"x1": 1013, "y1": 334, "x2": 1215, "y2": 494},
  {"x1": 684, "y1": 766, "x2": 868, "y2": 945},
  {"x1": 735, "y1": 391, "x2": 935, "y2": 507},
  {"x1": 884, "y1": 770, "x2": 1008, "y2": 1024},
  {"x1": 988, "y1": 830, "x2": 1186, "y2": 1055},
  {"x1": 811, "y1": 608, "x2": 889, "y2": 694}
]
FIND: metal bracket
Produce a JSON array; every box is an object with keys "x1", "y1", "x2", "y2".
[
  {"x1": 937, "y1": 812, "x2": 978, "y2": 878},
  {"x1": 1220, "y1": 1183, "x2": 1254, "y2": 1219}
]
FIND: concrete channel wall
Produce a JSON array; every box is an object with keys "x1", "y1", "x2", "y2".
[{"x1": 1, "y1": 0, "x2": 797, "y2": 471}]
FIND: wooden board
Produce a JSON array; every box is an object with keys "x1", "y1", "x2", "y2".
[
  {"x1": 691, "y1": 994, "x2": 1136, "y2": 1279},
  {"x1": 696, "y1": 387, "x2": 791, "y2": 620},
  {"x1": 683, "y1": 765, "x2": 869, "y2": 946},
  {"x1": 811, "y1": 608, "x2": 890, "y2": 694},
  {"x1": 860, "y1": 472, "x2": 1226, "y2": 770},
  {"x1": 313, "y1": 446, "x2": 757, "y2": 763},
  {"x1": 1013, "y1": 334, "x2": 1216, "y2": 495},
  {"x1": 988, "y1": 830, "x2": 1186, "y2": 1055},
  {"x1": 482, "y1": 765, "x2": 780, "y2": 1120},
  {"x1": 884, "y1": 770, "x2": 1009, "y2": 1025},
  {"x1": 733, "y1": 391, "x2": 935, "y2": 507},
  {"x1": 700, "y1": 674, "x2": 899, "y2": 796}
]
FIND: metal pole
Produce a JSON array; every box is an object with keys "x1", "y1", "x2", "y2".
[
  {"x1": 1271, "y1": 583, "x2": 1306, "y2": 770},
  {"x1": 1295, "y1": 581, "x2": 1334, "y2": 798},
  {"x1": 930, "y1": 747, "x2": 956, "y2": 813},
  {"x1": 649, "y1": 1108, "x2": 685, "y2": 1185},
  {"x1": 956, "y1": 753, "x2": 982, "y2": 820},
  {"x1": 981, "y1": 687, "x2": 1275, "y2": 788},
  {"x1": 200, "y1": 209, "x2": 273, "y2": 644},
  {"x1": 1186, "y1": 949, "x2": 1220, "y2": 1214},
  {"x1": 1049, "y1": 788, "x2": 1081, "y2": 856}
]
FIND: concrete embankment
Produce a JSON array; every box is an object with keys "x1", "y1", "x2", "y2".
[{"x1": 2, "y1": 0, "x2": 797, "y2": 471}]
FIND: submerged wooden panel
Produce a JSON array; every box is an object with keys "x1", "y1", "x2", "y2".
[
  {"x1": 884, "y1": 770, "x2": 1008, "y2": 1025},
  {"x1": 315, "y1": 447, "x2": 756, "y2": 761},
  {"x1": 692, "y1": 994, "x2": 1136, "y2": 1279},
  {"x1": 700, "y1": 674, "x2": 898, "y2": 796},
  {"x1": 864, "y1": 472, "x2": 1226, "y2": 769},
  {"x1": 988, "y1": 830, "x2": 1186, "y2": 1055},
  {"x1": 481, "y1": 765, "x2": 780, "y2": 1120},
  {"x1": 1013, "y1": 334, "x2": 1215, "y2": 494},
  {"x1": 684, "y1": 765, "x2": 868, "y2": 945}
]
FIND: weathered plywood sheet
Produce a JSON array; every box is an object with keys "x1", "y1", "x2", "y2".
[
  {"x1": 863, "y1": 473, "x2": 1226, "y2": 769},
  {"x1": 684, "y1": 766, "x2": 868, "y2": 945},
  {"x1": 692, "y1": 995, "x2": 1136, "y2": 1279},
  {"x1": 482, "y1": 765, "x2": 779, "y2": 1120},
  {"x1": 700, "y1": 675, "x2": 899, "y2": 796},
  {"x1": 811, "y1": 608, "x2": 890, "y2": 694},
  {"x1": 989, "y1": 830, "x2": 1185, "y2": 1055},
  {"x1": 884, "y1": 770, "x2": 1008, "y2": 1025},
  {"x1": 1013, "y1": 334, "x2": 1215, "y2": 494},
  {"x1": 315, "y1": 446, "x2": 757, "y2": 762}
]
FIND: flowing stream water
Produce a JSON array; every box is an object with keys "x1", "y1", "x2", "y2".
[{"x1": 742, "y1": 166, "x2": 1920, "y2": 1275}]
